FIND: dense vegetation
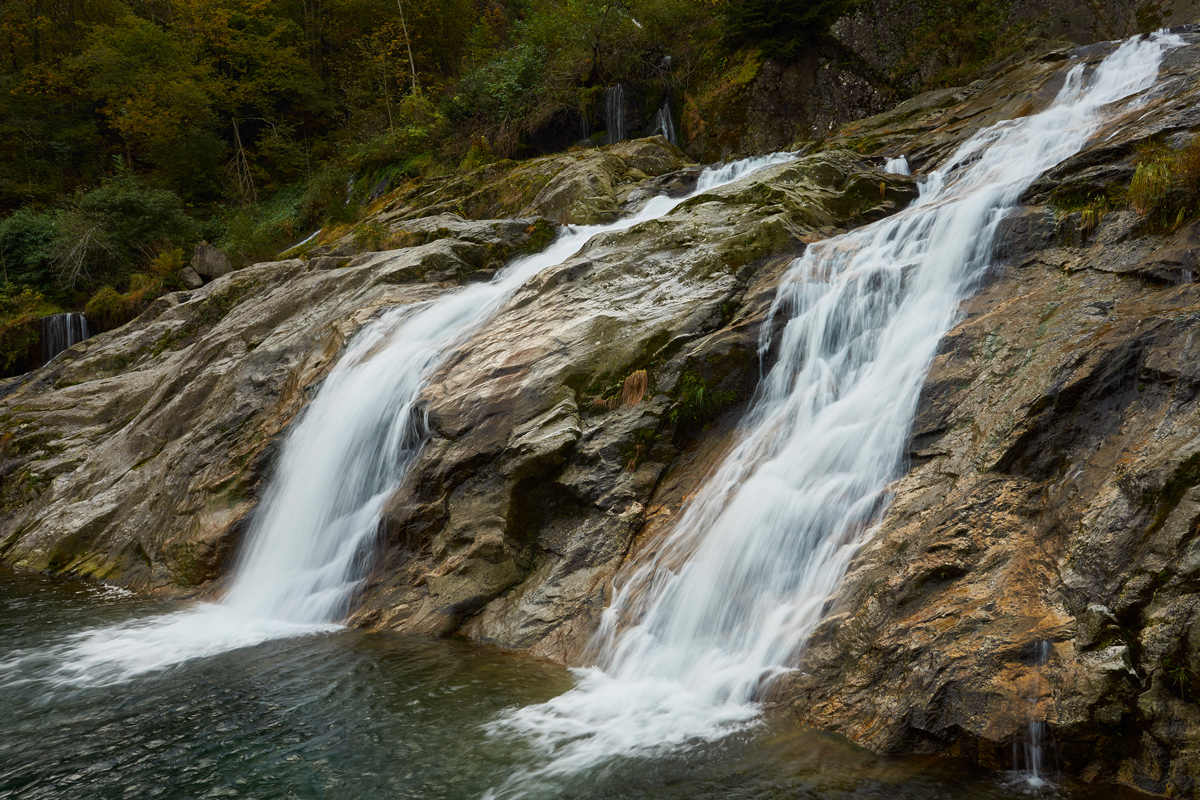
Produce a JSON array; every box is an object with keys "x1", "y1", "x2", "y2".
[{"x1": 0, "y1": 0, "x2": 1055, "y2": 371}]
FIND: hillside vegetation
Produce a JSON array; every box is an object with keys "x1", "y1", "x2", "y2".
[{"x1": 0, "y1": 0, "x2": 1116, "y2": 371}]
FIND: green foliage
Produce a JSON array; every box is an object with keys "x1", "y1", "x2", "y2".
[
  {"x1": 895, "y1": 0, "x2": 1026, "y2": 90},
  {"x1": 83, "y1": 274, "x2": 163, "y2": 332},
  {"x1": 720, "y1": 0, "x2": 847, "y2": 60},
  {"x1": 0, "y1": 209, "x2": 60, "y2": 287},
  {"x1": 670, "y1": 370, "x2": 738, "y2": 429},
  {"x1": 0, "y1": 285, "x2": 59, "y2": 371},
  {"x1": 1128, "y1": 138, "x2": 1200, "y2": 229},
  {"x1": 353, "y1": 220, "x2": 390, "y2": 252},
  {"x1": 218, "y1": 186, "x2": 305, "y2": 268}
]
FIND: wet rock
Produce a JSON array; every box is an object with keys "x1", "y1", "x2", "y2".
[{"x1": 348, "y1": 150, "x2": 916, "y2": 658}]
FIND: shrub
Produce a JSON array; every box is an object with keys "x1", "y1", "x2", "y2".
[
  {"x1": 1128, "y1": 137, "x2": 1200, "y2": 228},
  {"x1": 0, "y1": 208, "x2": 60, "y2": 289},
  {"x1": 0, "y1": 285, "x2": 58, "y2": 373},
  {"x1": 83, "y1": 274, "x2": 163, "y2": 332}
]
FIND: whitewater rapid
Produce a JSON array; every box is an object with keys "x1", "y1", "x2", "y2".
[
  {"x1": 484, "y1": 30, "x2": 1182, "y2": 797},
  {"x1": 3, "y1": 153, "x2": 792, "y2": 689}
]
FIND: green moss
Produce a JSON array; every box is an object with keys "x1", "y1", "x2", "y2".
[{"x1": 670, "y1": 371, "x2": 738, "y2": 429}]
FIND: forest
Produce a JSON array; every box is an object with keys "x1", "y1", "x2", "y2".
[{"x1": 0, "y1": 0, "x2": 955, "y2": 370}]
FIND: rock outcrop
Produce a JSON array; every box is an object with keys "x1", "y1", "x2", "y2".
[{"x1": 0, "y1": 139, "x2": 912, "y2": 618}]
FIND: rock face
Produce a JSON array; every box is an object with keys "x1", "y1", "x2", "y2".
[
  {"x1": 350, "y1": 151, "x2": 915, "y2": 659},
  {"x1": 683, "y1": 0, "x2": 1200, "y2": 161},
  {"x1": 0, "y1": 138, "x2": 912, "y2": 607},
  {"x1": 0, "y1": 212, "x2": 558, "y2": 590}
]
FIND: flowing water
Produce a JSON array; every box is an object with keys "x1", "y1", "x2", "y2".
[
  {"x1": 652, "y1": 100, "x2": 677, "y2": 144},
  {"x1": 39, "y1": 312, "x2": 90, "y2": 366},
  {"x1": 484, "y1": 31, "x2": 1182, "y2": 797},
  {"x1": 606, "y1": 84, "x2": 627, "y2": 144},
  {"x1": 6, "y1": 153, "x2": 791, "y2": 691},
  {"x1": 884, "y1": 155, "x2": 912, "y2": 175},
  {"x1": 0, "y1": 568, "x2": 1154, "y2": 800}
]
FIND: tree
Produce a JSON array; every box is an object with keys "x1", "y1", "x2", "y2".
[{"x1": 719, "y1": 0, "x2": 846, "y2": 60}]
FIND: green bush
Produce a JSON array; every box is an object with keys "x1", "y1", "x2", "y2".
[
  {"x1": 1128, "y1": 137, "x2": 1200, "y2": 228},
  {"x1": 0, "y1": 284, "x2": 58, "y2": 372},
  {"x1": 72, "y1": 179, "x2": 199, "y2": 261},
  {"x1": 83, "y1": 274, "x2": 163, "y2": 332},
  {"x1": 0, "y1": 208, "x2": 60, "y2": 288}
]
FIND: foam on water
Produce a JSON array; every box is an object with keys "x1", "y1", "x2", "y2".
[
  {"x1": 8, "y1": 152, "x2": 793, "y2": 690},
  {"x1": 485, "y1": 31, "x2": 1182, "y2": 797}
]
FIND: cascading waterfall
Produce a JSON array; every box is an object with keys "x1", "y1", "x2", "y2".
[
  {"x1": 885, "y1": 155, "x2": 912, "y2": 175},
  {"x1": 40, "y1": 312, "x2": 89, "y2": 365},
  {"x1": 28, "y1": 152, "x2": 792, "y2": 688},
  {"x1": 606, "y1": 84, "x2": 627, "y2": 145},
  {"x1": 486, "y1": 31, "x2": 1181, "y2": 796}
]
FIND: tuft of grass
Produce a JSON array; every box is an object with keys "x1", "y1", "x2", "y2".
[
  {"x1": 1128, "y1": 137, "x2": 1200, "y2": 229},
  {"x1": 621, "y1": 369, "x2": 649, "y2": 406}
]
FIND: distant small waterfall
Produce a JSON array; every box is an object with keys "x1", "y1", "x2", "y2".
[
  {"x1": 606, "y1": 84, "x2": 627, "y2": 145},
  {"x1": 40, "y1": 313, "x2": 89, "y2": 365},
  {"x1": 652, "y1": 100, "x2": 677, "y2": 145}
]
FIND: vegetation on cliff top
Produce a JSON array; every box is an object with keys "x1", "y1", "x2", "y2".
[{"x1": 0, "y1": 0, "x2": 1057, "y2": 373}]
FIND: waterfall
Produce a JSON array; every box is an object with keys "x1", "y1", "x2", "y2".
[
  {"x1": 652, "y1": 101, "x2": 677, "y2": 145},
  {"x1": 39, "y1": 151, "x2": 793, "y2": 688},
  {"x1": 40, "y1": 312, "x2": 89, "y2": 365},
  {"x1": 486, "y1": 31, "x2": 1181, "y2": 795},
  {"x1": 885, "y1": 155, "x2": 911, "y2": 175},
  {"x1": 1013, "y1": 639, "x2": 1057, "y2": 787},
  {"x1": 606, "y1": 84, "x2": 626, "y2": 145}
]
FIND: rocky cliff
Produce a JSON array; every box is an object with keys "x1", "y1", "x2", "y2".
[{"x1": 4, "y1": 20, "x2": 1200, "y2": 800}]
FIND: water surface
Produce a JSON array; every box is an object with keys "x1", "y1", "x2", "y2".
[{"x1": 1, "y1": 569, "x2": 1150, "y2": 800}]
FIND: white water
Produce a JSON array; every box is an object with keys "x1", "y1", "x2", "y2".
[
  {"x1": 40, "y1": 312, "x2": 89, "y2": 365},
  {"x1": 486, "y1": 32, "x2": 1181, "y2": 796},
  {"x1": 1012, "y1": 639, "x2": 1056, "y2": 789},
  {"x1": 13, "y1": 152, "x2": 792, "y2": 689},
  {"x1": 606, "y1": 84, "x2": 627, "y2": 145},
  {"x1": 885, "y1": 155, "x2": 912, "y2": 175},
  {"x1": 652, "y1": 101, "x2": 677, "y2": 145}
]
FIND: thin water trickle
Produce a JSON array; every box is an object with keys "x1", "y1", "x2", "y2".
[
  {"x1": 485, "y1": 31, "x2": 1182, "y2": 798},
  {"x1": 606, "y1": 84, "x2": 627, "y2": 144},
  {"x1": 1013, "y1": 639, "x2": 1058, "y2": 790},
  {"x1": 653, "y1": 101, "x2": 677, "y2": 145},
  {"x1": 17, "y1": 152, "x2": 793, "y2": 689}
]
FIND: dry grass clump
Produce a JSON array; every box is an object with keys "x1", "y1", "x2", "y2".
[{"x1": 1129, "y1": 137, "x2": 1200, "y2": 228}]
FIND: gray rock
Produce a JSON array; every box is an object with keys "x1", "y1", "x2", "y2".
[
  {"x1": 180, "y1": 266, "x2": 204, "y2": 289},
  {"x1": 190, "y1": 242, "x2": 232, "y2": 281}
]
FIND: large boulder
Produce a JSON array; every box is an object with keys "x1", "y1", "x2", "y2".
[{"x1": 190, "y1": 242, "x2": 232, "y2": 282}]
